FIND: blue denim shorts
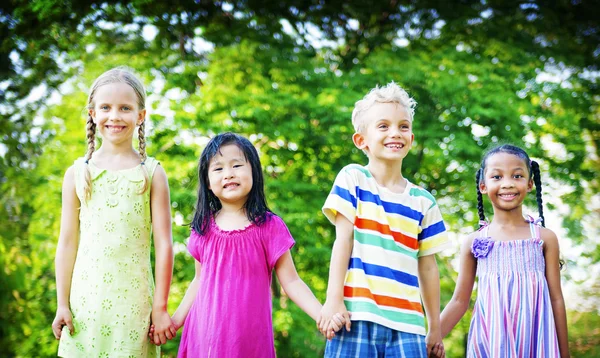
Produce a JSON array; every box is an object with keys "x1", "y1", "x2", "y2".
[{"x1": 324, "y1": 320, "x2": 427, "y2": 358}]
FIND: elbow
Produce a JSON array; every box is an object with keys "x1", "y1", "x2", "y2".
[{"x1": 447, "y1": 296, "x2": 471, "y2": 315}]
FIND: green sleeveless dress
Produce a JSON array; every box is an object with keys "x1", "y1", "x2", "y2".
[{"x1": 58, "y1": 157, "x2": 160, "y2": 358}]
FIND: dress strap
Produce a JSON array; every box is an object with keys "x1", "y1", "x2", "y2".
[{"x1": 526, "y1": 215, "x2": 542, "y2": 240}]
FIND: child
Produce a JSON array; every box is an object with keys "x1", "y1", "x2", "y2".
[
  {"x1": 51, "y1": 67, "x2": 176, "y2": 357},
  {"x1": 318, "y1": 82, "x2": 448, "y2": 357},
  {"x1": 171, "y1": 132, "x2": 329, "y2": 357},
  {"x1": 440, "y1": 144, "x2": 570, "y2": 357}
]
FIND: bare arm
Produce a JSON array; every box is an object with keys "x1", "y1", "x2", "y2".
[
  {"x1": 542, "y1": 228, "x2": 570, "y2": 358},
  {"x1": 52, "y1": 166, "x2": 80, "y2": 339},
  {"x1": 418, "y1": 254, "x2": 443, "y2": 355},
  {"x1": 318, "y1": 213, "x2": 354, "y2": 337},
  {"x1": 172, "y1": 260, "x2": 202, "y2": 330},
  {"x1": 150, "y1": 165, "x2": 176, "y2": 344},
  {"x1": 275, "y1": 251, "x2": 322, "y2": 321},
  {"x1": 440, "y1": 234, "x2": 477, "y2": 337}
]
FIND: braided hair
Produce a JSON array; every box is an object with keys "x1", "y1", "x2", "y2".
[{"x1": 476, "y1": 144, "x2": 545, "y2": 227}]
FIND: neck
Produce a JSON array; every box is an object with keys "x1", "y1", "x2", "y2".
[
  {"x1": 490, "y1": 207, "x2": 526, "y2": 227},
  {"x1": 367, "y1": 159, "x2": 405, "y2": 188},
  {"x1": 218, "y1": 201, "x2": 247, "y2": 215},
  {"x1": 95, "y1": 143, "x2": 138, "y2": 158}
]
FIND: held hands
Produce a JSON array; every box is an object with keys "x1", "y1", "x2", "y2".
[
  {"x1": 149, "y1": 309, "x2": 177, "y2": 345},
  {"x1": 317, "y1": 299, "x2": 352, "y2": 340},
  {"x1": 52, "y1": 306, "x2": 74, "y2": 340},
  {"x1": 425, "y1": 329, "x2": 445, "y2": 358}
]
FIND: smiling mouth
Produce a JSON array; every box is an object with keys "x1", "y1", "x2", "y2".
[
  {"x1": 498, "y1": 193, "x2": 518, "y2": 199},
  {"x1": 385, "y1": 143, "x2": 404, "y2": 149},
  {"x1": 105, "y1": 125, "x2": 126, "y2": 133},
  {"x1": 223, "y1": 183, "x2": 239, "y2": 189}
]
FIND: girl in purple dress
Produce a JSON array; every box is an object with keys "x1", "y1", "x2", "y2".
[
  {"x1": 170, "y1": 132, "x2": 337, "y2": 357},
  {"x1": 440, "y1": 144, "x2": 569, "y2": 357}
]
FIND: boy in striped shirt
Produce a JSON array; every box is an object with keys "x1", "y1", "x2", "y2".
[{"x1": 318, "y1": 82, "x2": 449, "y2": 358}]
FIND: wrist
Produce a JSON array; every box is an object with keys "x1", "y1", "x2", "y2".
[{"x1": 152, "y1": 304, "x2": 168, "y2": 313}]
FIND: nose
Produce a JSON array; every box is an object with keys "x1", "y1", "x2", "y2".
[
  {"x1": 108, "y1": 108, "x2": 120, "y2": 120},
  {"x1": 389, "y1": 126, "x2": 401, "y2": 137},
  {"x1": 223, "y1": 167, "x2": 235, "y2": 179},
  {"x1": 500, "y1": 179, "x2": 515, "y2": 188}
]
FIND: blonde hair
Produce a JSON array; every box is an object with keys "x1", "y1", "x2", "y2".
[
  {"x1": 83, "y1": 66, "x2": 149, "y2": 201},
  {"x1": 351, "y1": 81, "x2": 417, "y2": 133}
]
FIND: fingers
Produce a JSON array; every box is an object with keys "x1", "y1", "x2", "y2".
[
  {"x1": 344, "y1": 312, "x2": 352, "y2": 332},
  {"x1": 429, "y1": 342, "x2": 445, "y2": 358},
  {"x1": 169, "y1": 325, "x2": 177, "y2": 337},
  {"x1": 66, "y1": 318, "x2": 74, "y2": 335},
  {"x1": 330, "y1": 314, "x2": 343, "y2": 332},
  {"x1": 51, "y1": 320, "x2": 62, "y2": 340}
]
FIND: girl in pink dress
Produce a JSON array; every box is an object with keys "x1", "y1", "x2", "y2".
[
  {"x1": 172, "y1": 132, "x2": 328, "y2": 357},
  {"x1": 440, "y1": 144, "x2": 570, "y2": 357}
]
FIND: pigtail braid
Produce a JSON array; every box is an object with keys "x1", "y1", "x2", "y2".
[
  {"x1": 530, "y1": 160, "x2": 545, "y2": 227},
  {"x1": 83, "y1": 114, "x2": 96, "y2": 201},
  {"x1": 137, "y1": 121, "x2": 149, "y2": 194},
  {"x1": 476, "y1": 168, "x2": 485, "y2": 227}
]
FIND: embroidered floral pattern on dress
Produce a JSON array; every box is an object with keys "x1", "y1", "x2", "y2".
[{"x1": 471, "y1": 237, "x2": 494, "y2": 258}]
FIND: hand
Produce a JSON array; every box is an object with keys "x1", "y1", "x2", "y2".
[
  {"x1": 325, "y1": 312, "x2": 351, "y2": 340},
  {"x1": 150, "y1": 309, "x2": 177, "y2": 345},
  {"x1": 316, "y1": 299, "x2": 351, "y2": 340},
  {"x1": 425, "y1": 330, "x2": 445, "y2": 358},
  {"x1": 52, "y1": 306, "x2": 74, "y2": 340}
]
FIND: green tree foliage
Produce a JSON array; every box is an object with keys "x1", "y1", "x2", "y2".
[{"x1": 1, "y1": 1, "x2": 598, "y2": 356}]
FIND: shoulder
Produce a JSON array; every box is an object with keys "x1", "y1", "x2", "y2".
[
  {"x1": 63, "y1": 165, "x2": 77, "y2": 187},
  {"x1": 406, "y1": 181, "x2": 437, "y2": 206},
  {"x1": 462, "y1": 231, "x2": 479, "y2": 247},
  {"x1": 539, "y1": 226, "x2": 559, "y2": 248},
  {"x1": 264, "y1": 212, "x2": 287, "y2": 227},
  {"x1": 338, "y1": 163, "x2": 369, "y2": 178}
]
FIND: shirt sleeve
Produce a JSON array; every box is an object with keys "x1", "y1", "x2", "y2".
[
  {"x1": 187, "y1": 228, "x2": 204, "y2": 263},
  {"x1": 265, "y1": 214, "x2": 295, "y2": 269},
  {"x1": 417, "y1": 198, "x2": 451, "y2": 257},
  {"x1": 322, "y1": 166, "x2": 358, "y2": 225}
]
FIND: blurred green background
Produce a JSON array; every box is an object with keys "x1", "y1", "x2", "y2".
[{"x1": 1, "y1": 1, "x2": 599, "y2": 357}]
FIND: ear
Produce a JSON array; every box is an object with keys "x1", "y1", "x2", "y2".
[
  {"x1": 352, "y1": 132, "x2": 367, "y2": 150},
  {"x1": 479, "y1": 179, "x2": 488, "y2": 194},
  {"x1": 88, "y1": 108, "x2": 96, "y2": 123},
  {"x1": 527, "y1": 178, "x2": 533, "y2": 192},
  {"x1": 137, "y1": 109, "x2": 146, "y2": 126},
  {"x1": 409, "y1": 133, "x2": 414, "y2": 149}
]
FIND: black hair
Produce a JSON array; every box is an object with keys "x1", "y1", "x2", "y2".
[
  {"x1": 191, "y1": 132, "x2": 270, "y2": 235},
  {"x1": 475, "y1": 144, "x2": 545, "y2": 227}
]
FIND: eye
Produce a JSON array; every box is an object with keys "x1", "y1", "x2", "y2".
[
  {"x1": 401, "y1": 124, "x2": 410, "y2": 130},
  {"x1": 100, "y1": 105, "x2": 109, "y2": 110},
  {"x1": 378, "y1": 124, "x2": 388, "y2": 129},
  {"x1": 233, "y1": 164, "x2": 243, "y2": 168},
  {"x1": 212, "y1": 167, "x2": 223, "y2": 172},
  {"x1": 514, "y1": 174, "x2": 524, "y2": 179},
  {"x1": 122, "y1": 106, "x2": 131, "y2": 111},
  {"x1": 491, "y1": 175, "x2": 501, "y2": 180}
]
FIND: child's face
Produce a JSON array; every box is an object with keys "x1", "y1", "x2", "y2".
[
  {"x1": 480, "y1": 153, "x2": 533, "y2": 213},
  {"x1": 207, "y1": 144, "x2": 253, "y2": 207},
  {"x1": 89, "y1": 82, "x2": 145, "y2": 146},
  {"x1": 352, "y1": 102, "x2": 414, "y2": 162}
]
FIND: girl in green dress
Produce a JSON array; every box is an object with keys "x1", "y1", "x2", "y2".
[{"x1": 52, "y1": 67, "x2": 177, "y2": 357}]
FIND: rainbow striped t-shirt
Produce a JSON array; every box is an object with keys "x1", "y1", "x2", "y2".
[{"x1": 322, "y1": 164, "x2": 450, "y2": 336}]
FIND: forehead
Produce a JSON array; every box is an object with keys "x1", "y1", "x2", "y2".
[
  {"x1": 211, "y1": 144, "x2": 246, "y2": 161},
  {"x1": 485, "y1": 152, "x2": 528, "y2": 170},
  {"x1": 363, "y1": 102, "x2": 411, "y2": 123},
  {"x1": 94, "y1": 82, "x2": 138, "y2": 104}
]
